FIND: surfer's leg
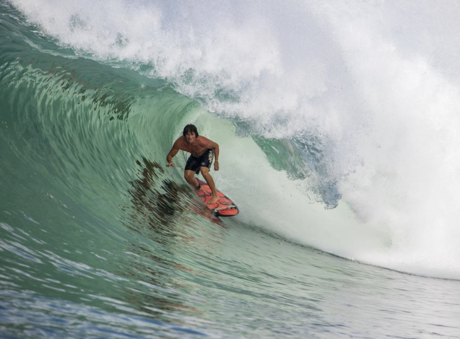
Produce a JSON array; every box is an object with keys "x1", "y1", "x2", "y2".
[
  {"x1": 200, "y1": 167, "x2": 219, "y2": 204},
  {"x1": 184, "y1": 155, "x2": 201, "y2": 189},
  {"x1": 184, "y1": 170, "x2": 199, "y2": 189}
]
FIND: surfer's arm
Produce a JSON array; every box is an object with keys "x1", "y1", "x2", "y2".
[
  {"x1": 212, "y1": 142, "x2": 219, "y2": 170},
  {"x1": 200, "y1": 137, "x2": 220, "y2": 171},
  {"x1": 166, "y1": 143, "x2": 180, "y2": 167}
]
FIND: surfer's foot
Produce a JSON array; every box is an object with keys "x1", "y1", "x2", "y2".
[
  {"x1": 207, "y1": 194, "x2": 219, "y2": 205},
  {"x1": 195, "y1": 184, "x2": 201, "y2": 191}
]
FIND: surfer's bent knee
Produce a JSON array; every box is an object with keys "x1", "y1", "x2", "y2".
[
  {"x1": 200, "y1": 167, "x2": 210, "y2": 175},
  {"x1": 184, "y1": 170, "x2": 194, "y2": 180}
]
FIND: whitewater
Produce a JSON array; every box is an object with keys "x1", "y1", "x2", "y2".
[{"x1": 1, "y1": 0, "x2": 460, "y2": 337}]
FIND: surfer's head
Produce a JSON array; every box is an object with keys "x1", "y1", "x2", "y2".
[{"x1": 183, "y1": 124, "x2": 199, "y2": 137}]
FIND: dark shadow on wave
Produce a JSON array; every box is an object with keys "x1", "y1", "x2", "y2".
[{"x1": 123, "y1": 156, "x2": 190, "y2": 236}]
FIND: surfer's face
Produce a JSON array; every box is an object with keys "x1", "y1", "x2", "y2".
[{"x1": 185, "y1": 132, "x2": 196, "y2": 144}]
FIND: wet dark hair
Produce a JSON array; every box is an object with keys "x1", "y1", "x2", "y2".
[{"x1": 183, "y1": 124, "x2": 199, "y2": 137}]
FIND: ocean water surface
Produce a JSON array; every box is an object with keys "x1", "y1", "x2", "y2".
[{"x1": 1, "y1": 0, "x2": 460, "y2": 337}]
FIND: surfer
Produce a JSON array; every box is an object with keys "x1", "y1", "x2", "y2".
[{"x1": 166, "y1": 124, "x2": 220, "y2": 204}]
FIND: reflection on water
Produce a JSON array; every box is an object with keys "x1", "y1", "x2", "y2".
[
  {"x1": 124, "y1": 156, "x2": 223, "y2": 234},
  {"x1": 118, "y1": 157, "x2": 215, "y2": 321},
  {"x1": 127, "y1": 156, "x2": 187, "y2": 229}
]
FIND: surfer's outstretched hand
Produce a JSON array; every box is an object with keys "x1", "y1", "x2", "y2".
[
  {"x1": 214, "y1": 161, "x2": 219, "y2": 171},
  {"x1": 166, "y1": 161, "x2": 174, "y2": 167}
]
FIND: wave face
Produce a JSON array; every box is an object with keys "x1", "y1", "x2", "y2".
[{"x1": 2, "y1": 1, "x2": 460, "y2": 337}]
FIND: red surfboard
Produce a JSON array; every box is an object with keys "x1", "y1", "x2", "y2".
[{"x1": 195, "y1": 179, "x2": 239, "y2": 217}]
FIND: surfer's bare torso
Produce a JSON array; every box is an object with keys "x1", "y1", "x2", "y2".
[
  {"x1": 175, "y1": 136, "x2": 210, "y2": 157},
  {"x1": 166, "y1": 133, "x2": 220, "y2": 171}
]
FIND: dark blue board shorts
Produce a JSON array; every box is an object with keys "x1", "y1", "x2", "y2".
[{"x1": 185, "y1": 149, "x2": 214, "y2": 174}]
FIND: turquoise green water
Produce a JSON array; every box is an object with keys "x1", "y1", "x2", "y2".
[{"x1": 1, "y1": 1, "x2": 460, "y2": 338}]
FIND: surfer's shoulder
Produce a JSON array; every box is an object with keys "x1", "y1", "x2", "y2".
[
  {"x1": 196, "y1": 135, "x2": 210, "y2": 145},
  {"x1": 173, "y1": 136, "x2": 186, "y2": 147}
]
